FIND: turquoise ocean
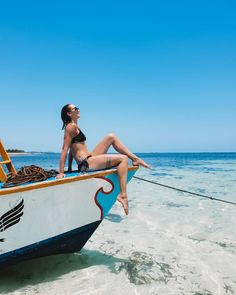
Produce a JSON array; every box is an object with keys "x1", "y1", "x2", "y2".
[{"x1": 1, "y1": 153, "x2": 236, "y2": 295}]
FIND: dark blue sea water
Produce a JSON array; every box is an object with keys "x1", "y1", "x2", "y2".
[{"x1": 9, "y1": 152, "x2": 236, "y2": 171}]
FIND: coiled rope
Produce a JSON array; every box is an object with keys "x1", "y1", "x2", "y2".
[
  {"x1": 133, "y1": 176, "x2": 236, "y2": 206},
  {"x1": 3, "y1": 165, "x2": 59, "y2": 188}
]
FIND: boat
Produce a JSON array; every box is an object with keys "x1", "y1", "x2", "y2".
[{"x1": 0, "y1": 140, "x2": 137, "y2": 267}]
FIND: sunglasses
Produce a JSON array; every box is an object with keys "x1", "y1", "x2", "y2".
[{"x1": 69, "y1": 106, "x2": 79, "y2": 112}]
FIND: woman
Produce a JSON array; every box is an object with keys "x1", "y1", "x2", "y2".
[{"x1": 56, "y1": 103, "x2": 151, "y2": 215}]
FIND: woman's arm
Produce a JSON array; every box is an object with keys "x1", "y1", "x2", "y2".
[
  {"x1": 68, "y1": 149, "x2": 73, "y2": 172},
  {"x1": 56, "y1": 127, "x2": 73, "y2": 179}
]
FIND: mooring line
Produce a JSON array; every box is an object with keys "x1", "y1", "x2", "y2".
[{"x1": 133, "y1": 176, "x2": 236, "y2": 206}]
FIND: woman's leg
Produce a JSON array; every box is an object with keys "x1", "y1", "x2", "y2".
[
  {"x1": 87, "y1": 154, "x2": 129, "y2": 214},
  {"x1": 92, "y1": 133, "x2": 151, "y2": 168}
]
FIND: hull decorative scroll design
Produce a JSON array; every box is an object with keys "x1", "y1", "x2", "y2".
[{"x1": 94, "y1": 177, "x2": 115, "y2": 219}]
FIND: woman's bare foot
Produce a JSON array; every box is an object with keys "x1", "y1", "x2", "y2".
[
  {"x1": 117, "y1": 193, "x2": 129, "y2": 215},
  {"x1": 132, "y1": 157, "x2": 151, "y2": 169}
]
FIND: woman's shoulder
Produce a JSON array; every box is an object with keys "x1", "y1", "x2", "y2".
[{"x1": 65, "y1": 123, "x2": 77, "y2": 133}]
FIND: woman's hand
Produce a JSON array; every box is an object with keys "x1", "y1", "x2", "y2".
[{"x1": 56, "y1": 173, "x2": 66, "y2": 179}]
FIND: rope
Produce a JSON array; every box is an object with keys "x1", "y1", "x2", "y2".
[
  {"x1": 3, "y1": 165, "x2": 59, "y2": 188},
  {"x1": 133, "y1": 176, "x2": 236, "y2": 206}
]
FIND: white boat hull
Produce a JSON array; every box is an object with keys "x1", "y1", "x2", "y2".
[{"x1": 0, "y1": 167, "x2": 137, "y2": 266}]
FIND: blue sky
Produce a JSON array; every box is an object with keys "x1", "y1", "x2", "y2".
[{"x1": 0, "y1": 0, "x2": 235, "y2": 152}]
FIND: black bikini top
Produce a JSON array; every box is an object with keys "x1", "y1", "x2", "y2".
[{"x1": 71, "y1": 129, "x2": 86, "y2": 144}]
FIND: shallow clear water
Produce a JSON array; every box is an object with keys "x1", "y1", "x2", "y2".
[{"x1": 1, "y1": 153, "x2": 236, "y2": 295}]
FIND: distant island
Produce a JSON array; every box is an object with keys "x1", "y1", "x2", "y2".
[{"x1": 6, "y1": 149, "x2": 25, "y2": 153}]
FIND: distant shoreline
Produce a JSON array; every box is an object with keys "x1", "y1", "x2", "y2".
[
  {"x1": 8, "y1": 152, "x2": 34, "y2": 156},
  {"x1": 6, "y1": 151, "x2": 236, "y2": 155}
]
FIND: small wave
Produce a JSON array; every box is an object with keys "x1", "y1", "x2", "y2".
[{"x1": 163, "y1": 201, "x2": 189, "y2": 208}]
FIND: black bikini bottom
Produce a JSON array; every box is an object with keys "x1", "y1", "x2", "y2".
[{"x1": 78, "y1": 155, "x2": 92, "y2": 172}]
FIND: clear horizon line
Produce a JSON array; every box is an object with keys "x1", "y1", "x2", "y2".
[{"x1": 14, "y1": 151, "x2": 236, "y2": 154}]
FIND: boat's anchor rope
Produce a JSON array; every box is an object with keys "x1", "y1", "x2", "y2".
[
  {"x1": 133, "y1": 176, "x2": 236, "y2": 206},
  {"x1": 3, "y1": 165, "x2": 59, "y2": 188}
]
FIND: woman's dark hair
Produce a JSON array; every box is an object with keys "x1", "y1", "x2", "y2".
[{"x1": 61, "y1": 104, "x2": 72, "y2": 129}]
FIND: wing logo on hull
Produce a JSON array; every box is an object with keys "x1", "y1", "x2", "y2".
[{"x1": 0, "y1": 199, "x2": 24, "y2": 242}]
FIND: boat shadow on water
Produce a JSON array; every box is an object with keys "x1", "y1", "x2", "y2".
[
  {"x1": 0, "y1": 249, "x2": 127, "y2": 293},
  {"x1": 105, "y1": 213, "x2": 123, "y2": 223}
]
